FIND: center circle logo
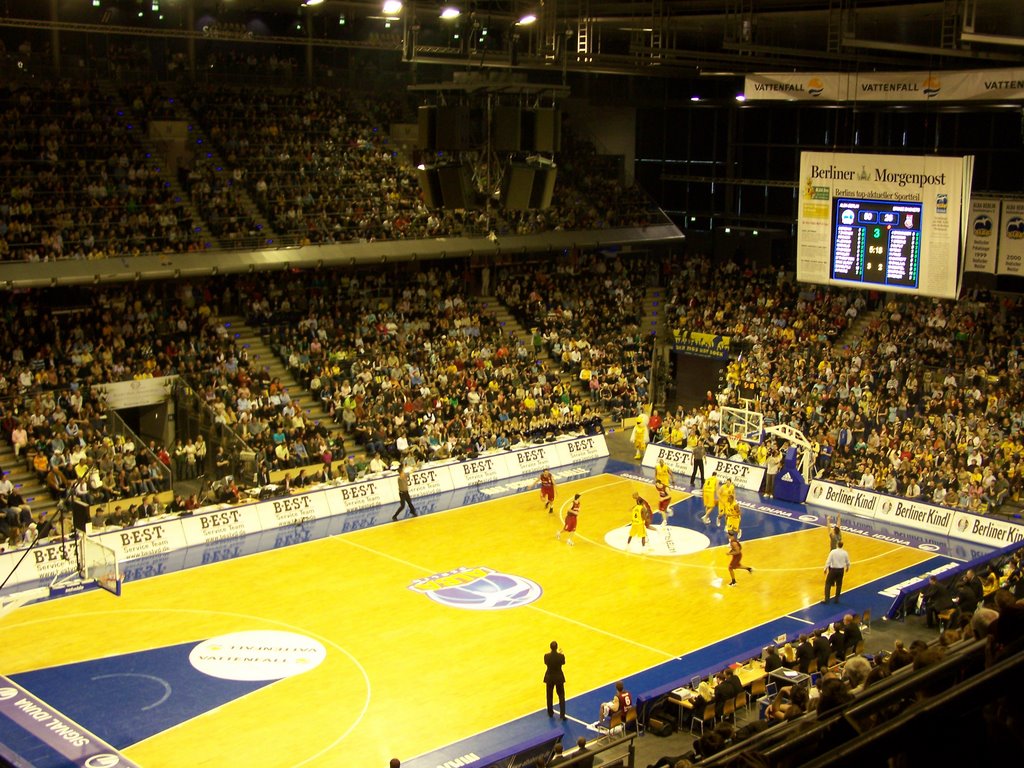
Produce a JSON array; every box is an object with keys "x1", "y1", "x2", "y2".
[
  {"x1": 189, "y1": 630, "x2": 327, "y2": 681},
  {"x1": 409, "y1": 566, "x2": 542, "y2": 610}
]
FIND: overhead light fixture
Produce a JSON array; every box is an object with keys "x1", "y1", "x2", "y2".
[
  {"x1": 383, "y1": 0, "x2": 403, "y2": 14},
  {"x1": 735, "y1": 94, "x2": 747, "y2": 102},
  {"x1": 440, "y1": 7, "x2": 461, "y2": 19},
  {"x1": 304, "y1": 0, "x2": 325, "y2": 5},
  {"x1": 517, "y1": 14, "x2": 537, "y2": 26}
]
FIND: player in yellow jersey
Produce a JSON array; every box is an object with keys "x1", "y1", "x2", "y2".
[
  {"x1": 700, "y1": 472, "x2": 719, "y2": 525},
  {"x1": 627, "y1": 500, "x2": 648, "y2": 549},
  {"x1": 654, "y1": 457, "x2": 672, "y2": 489},
  {"x1": 720, "y1": 479, "x2": 742, "y2": 538}
]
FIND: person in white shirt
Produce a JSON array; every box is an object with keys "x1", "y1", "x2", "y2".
[{"x1": 823, "y1": 542, "x2": 852, "y2": 605}]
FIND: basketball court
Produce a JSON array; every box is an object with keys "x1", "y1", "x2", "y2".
[{"x1": 0, "y1": 459, "x2": 958, "y2": 767}]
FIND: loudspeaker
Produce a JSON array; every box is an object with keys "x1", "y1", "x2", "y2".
[
  {"x1": 417, "y1": 167, "x2": 442, "y2": 209},
  {"x1": 493, "y1": 106, "x2": 522, "y2": 152},
  {"x1": 437, "y1": 164, "x2": 475, "y2": 209},
  {"x1": 417, "y1": 106, "x2": 436, "y2": 150},
  {"x1": 503, "y1": 164, "x2": 535, "y2": 211},
  {"x1": 436, "y1": 105, "x2": 471, "y2": 150},
  {"x1": 530, "y1": 166, "x2": 557, "y2": 210},
  {"x1": 520, "y1": 108, "x2": 561, "y2": 152},
  {"x1": 71, "y1": 501, "x2": 90, "y2": 532},
  {"x1": 532, "y1": 108, "x2": 561, "y2": 153}
]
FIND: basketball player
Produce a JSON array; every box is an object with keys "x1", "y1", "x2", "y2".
[
  {"x1": 532, "y1": 468, "x2": 556, "y2": 514},
  {"x1": 632, "y1": 491, "x2": 654, "y2": 529},
  {"x1": 627, "y1": 497, "x2": 648, "y2": 549},
  {"x1": 654, "y1": 457, "x2": 672, "y2": 489},
  {"x1": 700, "y1": 471, "x2": 719, "y2": 525},
  {"x1": 654, "y1": 479, "x2": 672, "y2": 528},
  {"x1": 557, "y1": 493, "x2": 581, "y2": 546},
  {"x1": 720, "y1": 479, "x2": 742, "y2": 538},
  {"x1": 727, "y1": 533, "x2": 753, "y2": 586}
]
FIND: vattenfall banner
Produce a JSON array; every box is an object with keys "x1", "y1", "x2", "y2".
[{"x1": 745, "y1": 67, "x2": 1024, "y2": 103}]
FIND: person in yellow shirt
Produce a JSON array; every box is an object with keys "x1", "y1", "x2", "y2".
[
  {"x1": 655, "y1": 457, "x2": 672, "y2": 488},
  {"x1": 700, "y1": 472, "x2": 719, "y2": 525},
  {"x1": 627, "y1": 500, "x2": 648, "y2": 549},
  {"x1": 720, "y1": 479, "x2": 741, "y2": 537}
]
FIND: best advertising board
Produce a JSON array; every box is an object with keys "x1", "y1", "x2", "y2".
[
  {"x1": 641, "y1": 443, "x2": 766, "y2": 492},
  {"x1": 0, "y1": 435, "x2": 610, "y2": 589},
  {"x1": 251, "y1": 489, "x2": 338, "y2": 530}
]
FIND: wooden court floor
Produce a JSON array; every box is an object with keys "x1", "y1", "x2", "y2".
[{"x1": 0, "y1": 473, "x2": 935, "y2": 767}]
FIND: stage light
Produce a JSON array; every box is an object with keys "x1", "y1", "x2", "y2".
[
  {"x1": 304, "y1": 0, "x2": 325, "y2": 5},
  {"x1": 441, "y1": 7, "x2": 460, "y2": 19},
  {"x1": 383, "y1": 1, "x2": 403, "y2": 15},
  {"x1": 517, "y1": 13, "x2": 537, "y2": 25}
]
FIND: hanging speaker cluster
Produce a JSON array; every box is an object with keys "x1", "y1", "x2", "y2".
[
  {"x1": 417, "y1": 163, "x2": 477, "y2": 210},
  {"x1": 418, "y1": 105, "x2": 480, "y2": 151},
  {"x1": 492, "y1": 107, "x2": 561, "y2": 153},
  {"x1": 501, "y1": 163, "x2": 557, "y2": 211}
]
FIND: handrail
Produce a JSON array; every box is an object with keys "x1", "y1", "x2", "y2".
[
  {"x1": 799, "y1": 642, "x2": 1024, "y2": 768},
  {"x1": 699, "y1": 638, "x2": 992, "y2": 767}
]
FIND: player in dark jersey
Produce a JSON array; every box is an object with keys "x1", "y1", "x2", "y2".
[{"x1": 532, "y1": 469, "x2": 555, "y2": 513}]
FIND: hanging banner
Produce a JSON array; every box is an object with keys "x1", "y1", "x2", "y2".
[
  {"x1": 746, "y1": 67, "x2": 1024, "y2": 103},
  {"x1": 997, "y1": 200, "x2": 1024, "y2": 276},
  {"x1": 673, "y1": 331, "x2": 731, "y2": 359},
  {"x1": 964, "y1": 198, "x2": 1000, "y2": 274}
]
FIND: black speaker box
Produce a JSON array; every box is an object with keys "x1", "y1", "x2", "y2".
[
  {"x1": 436, "y1": 105, "x2": 472, "y2": 150},
  {"x1": 532, "y1": 108, "x2": 561, "y2": 153},
  {"x1": 438, "y1": 164, "x2": 475, "y2": 209},
  {"x1": 417, "y1": 106, "x2": 436, "y2": 150},
  {"x1": 417, "y1": 167, "x2": 442, "y2": 208},
  {"x1": 530, "y1": 166, "x2": 557, "y2": 210},
  {"x1": 503, "y1": 164, "x2": 536, "y2": 211},
  {"x1": 493, "y1": 106, "x2": 522, "y2": 152}
]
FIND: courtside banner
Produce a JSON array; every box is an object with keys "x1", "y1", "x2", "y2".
[
  {"x1": 507, "y1": 443, "x2": 559, "y2": 475},
  {"x1": 964, "y1": 197, "x2": 1000, "y2": 274},
  {"x1": 453, "y1": 454, "x2": 507, "y2": 485},
  {"x1": 950, "y1": 512, "x2": 1024, "y2": 548},
  {"x1": 334, "y1": 476, "x2": 398, "y2": 512},
  {"x1": 0, "y1": 539, "x2": 79, "y2": 586},
  {"x1": 408, "y1": 463, "x2": 458, "y2": 496},
  {"x1": 252, "y1": 489, "x2": 335, "y2": 529},
  {"x1": 99, "y1": 517, "x2": 189, "y2": 561},
  {"x1": 641, "y1": 443, "x2": 766, "y2": 492},
  {"x1": 551, "y1": 434, "x2": 609, "y2": 464},
  {"x1": 806, "y1": 479, "x2": 961, "y2": 538},
  {"x1": 180, "y1": 506, "x2": 263, "y2": 547}
]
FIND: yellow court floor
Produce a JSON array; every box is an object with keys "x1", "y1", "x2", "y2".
[{"x1": 0, "y1": 474, "x2": 936, "y2": 767}]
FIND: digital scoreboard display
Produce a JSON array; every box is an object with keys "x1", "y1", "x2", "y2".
[{"x1": 830, "y1": 197, "x2": 922, "y2": 289}]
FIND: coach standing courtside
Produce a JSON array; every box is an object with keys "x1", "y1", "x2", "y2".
[
  {"x1": 391, "y1": 465, "x2": 417, "y2": 521},
  {"x1": 823, "y1": 541, "x2": 852, "y2": 604},
  {"x1": 544, "y1": 641, "x2": 567, "y2": 720}
]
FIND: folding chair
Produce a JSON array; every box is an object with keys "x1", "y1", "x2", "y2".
[
  {"x1": 690, "y1": 701, "x2": 717, "y2": 736},
  {"x1": 860, "y1": 608, "x2": 872, "y2": 634},
  {"x1": 747, "y1": 677, "x2": 767, "y2": 714}
]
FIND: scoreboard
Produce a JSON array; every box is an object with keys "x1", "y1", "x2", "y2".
[
  {"x1": 796, "y1": 152, "x2": 973, "y2": 300},
  {"x1": 831, "y1": 198, "x2": 922, "y2": 289}
]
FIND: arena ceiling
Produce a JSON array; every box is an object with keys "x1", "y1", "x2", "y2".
[{"x1": 2, "y1": 0, "x2": 1023, "y2": 76}]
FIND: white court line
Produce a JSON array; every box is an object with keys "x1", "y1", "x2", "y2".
[{"x1": 341, "y1": 492, "x2": 682, "y2": 661}]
